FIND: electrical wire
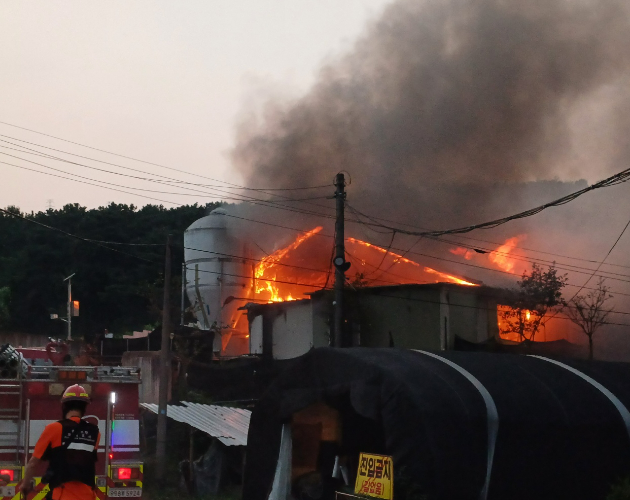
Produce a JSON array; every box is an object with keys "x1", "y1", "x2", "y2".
[
  {"x1": 0, "y1": 121, "x2": 332, "y2": 193},
  {"x1": 366, "y1": 230, "x2": 397, "y2": 277},
  {"x1": 4, "y1": 204, "x2": 630, "y2": 319},
  {"x1": 568, "y1": 217, "x2": 630, "y2": 300},
  {"x1": 204, "y1": 211, "x2": 630, "y2": 292},
  {"x1": 0, "y1": 148, "x2": 340, "y2": 219},
  {"x1": 345, "y1": 166, "x2": 630, "y2": 237},
  {"x1": 349, "y1": 203, "x2": 630, "y2": 271},
  {"x1": 0, "y1": 139, "x2": 334, "y2": 204},
  {"x1": 6, "y1": 124, "x2": 630, "y2": 275},
  {"x1": 346, "y1": 201, "x2": 630, "y2": 282},
  {"x1": 1, "y1": 160, "x2": 183, "y2": 206},
  {"x1": 424, "y1": 235, "x2": 630, "y2": 281},
  {"x1": 181, "y1": 245, "x2": 331, "y2": 276},
  {"x1": 0, "y1": 208, "x2": 161, "y2": 263},
  {"x1": 186, "y1": 264, "x2": 630, "y2": 325},
  {"x1": 6, "y1": 155, "x2": 630, "y2": 299}
]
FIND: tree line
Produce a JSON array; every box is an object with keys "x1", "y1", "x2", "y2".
[{"x1": 0, "y1": 202, "x2": 219, "y2": 340}]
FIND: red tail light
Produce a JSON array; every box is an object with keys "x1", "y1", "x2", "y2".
[
  {"x1": 109, "y1": 453, "x2": 113, "y2": 460},
  {"x1": 0, "y1": 469, "x2": 14, "y2": 482},
  {"x1": 115, "y1": 468, "x2": 139, "y2": 480}
]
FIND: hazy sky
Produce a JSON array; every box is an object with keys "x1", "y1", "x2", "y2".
[{"x1": 0, "y1": 0, "x2": 390, "y2": 212}]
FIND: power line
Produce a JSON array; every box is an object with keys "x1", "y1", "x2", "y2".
[
  {"x1": 347, "y1": 200, "x2": 630, "y2": 271},
  {"x1": 424, "y1": 234, "x2": 630, "y2": 281},
  {"x1": 0, "y1": 121, "x2": 332, "y2": 193},
  {"x1": 441, "y1": 233, "x2": 630, "y2": 270},
  {"x1": 346, "y1": 203, "x2": 630, "y2": 283},
  {"x1": 0, "y1": 139, "x2": 333, "y2": 204},
  {"x1": 1, "y1": 160, "x2": 183, "y2": 206},
  {"x1": 393, "y1": 243, "x2": 630, "y2": 286},
  {"x1": 6, "y1": 123, "x2": 630, "y2": 276},
  {"x1": 4, "y1": 204, "x2": 630, "y2": 318},
  {"x1": 562, "y1": 217, "x2": 630, "y2": 310},
  {"x1": 19, "y1": 124, "x2": 629, "y2": 271},
  {"x1": 345, "y1": 167, "x2": 630, "y2": 237},
  {"x1": 0, "y1": 208, "x2": 160, "y2": 263},
  {"x1": 181, "y1": 245, "x2": 331, "y2": 276},
  {"x1": 185, "y1": 265, "x2": 326, "y2": 291},
  {"x1": 366, "y1": 230, "x2": 397, "y2": 277},
  {"x1": 5, "y1": 162, "x2": 630, "y2": 299},
  {"x1": 205, "y1": 211, "x2": 630, "y2": 292},
  {"x1": 4, "y1": 153, "x2": 337, "y2": 223},
  {"x1": 186, "y1": 263, "x2": 630, "y2": 325},
  {"x1": 0, "y1": 148, "x2": 339, "y2": 219}
]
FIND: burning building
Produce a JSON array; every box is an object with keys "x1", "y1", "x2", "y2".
[
  {"x1": 243, "y1": 283, "x2": 502, "y2": 360},
  {"x1": 184, "y1": 208, "x2": 569, "y2": 359}
]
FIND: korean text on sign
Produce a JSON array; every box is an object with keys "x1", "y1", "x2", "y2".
[{"x1": 354, "y1": 453, "x2": 393, "y2": 499}]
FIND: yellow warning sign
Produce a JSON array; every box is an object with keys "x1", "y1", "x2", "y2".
[{"x1": 354, "y1": 453, "x2": 393, "y2": 499}]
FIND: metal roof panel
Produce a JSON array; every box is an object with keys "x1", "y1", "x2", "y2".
[{"x1": 140, "y1": 401, "x2": 251, "y2": 446}]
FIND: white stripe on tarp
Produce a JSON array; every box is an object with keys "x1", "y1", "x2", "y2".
[
  {"x1": 415, "y1": 350, "x2": 498, "y2": 500},
  {"x1": 528, "y1": 355, "x2": 630, "y2": 442},
  {"x1": 67, "y1": 442, "x2": 96, "y2": 452}
]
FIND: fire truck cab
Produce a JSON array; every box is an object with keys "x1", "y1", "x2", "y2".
[{"x1": 0, "y1": 345, "x2": 143, "y2": 500}]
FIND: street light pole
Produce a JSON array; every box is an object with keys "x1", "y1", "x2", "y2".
[
  {"x1": 63, "y1": 273, "x2": 75, "y2": 341},
  {"x1": 156, "y1": 235, "x2": 172, "y2": 481}
]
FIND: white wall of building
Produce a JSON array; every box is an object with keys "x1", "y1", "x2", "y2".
[{"x1": 271, "y1": 302, "x2": 314, "y2": 360}]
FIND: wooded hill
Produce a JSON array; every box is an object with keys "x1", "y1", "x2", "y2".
[{"x1": 0, "y1": 202, "x2": 219, "y2": 340}]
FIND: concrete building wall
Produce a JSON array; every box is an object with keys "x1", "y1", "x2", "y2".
[
  {"x1": 271, "y1": 302, "x2": 314, "y2": 360},
  {"x1": 448, "y1": 289, "x2": 498, "y2": 344},
  {"x1": 355, "y1": 288, "x2": 442, "y2": 350},
  {"x1": 244, "y1": 284, "x2": 501, "y2": 360}
]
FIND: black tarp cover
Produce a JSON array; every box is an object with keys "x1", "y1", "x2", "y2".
[{"x1": 244, "y1": 348, "x2": 630, "y2": 500}]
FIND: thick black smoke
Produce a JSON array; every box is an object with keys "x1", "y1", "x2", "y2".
[
  {"x1": 229, "y1": 0, "x2": 630, "y2": 358},
  {"x1": 232, "y1": 0, "x2": 630, "y2": 229}
]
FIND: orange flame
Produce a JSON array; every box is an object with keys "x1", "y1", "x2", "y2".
[
  {"x1": 255, "y1": 226, "x2": 323, "y2": 302},
  {"x1": 488, "y1": 236, "x2": 523, "y2": 273},
  {"x1": 347, "y1": 238, "x2": 478, "y2": 286},
  {"x1": 449, "y1": 247, "x2": 475, "y2": 260},
  {"x1": 450, "y1": 235, "x2": 526, "y2": 274}
]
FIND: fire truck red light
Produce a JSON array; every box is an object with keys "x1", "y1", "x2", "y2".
[
  {"x1": 117, "y1": 468, "x2": 132, "y2": 480},
  {"x1": 109, "y1": 453, "x2": 114, "y2": 459},
  {"x1": 0, "y1": 469, "x2": 14, "y2": 482}
]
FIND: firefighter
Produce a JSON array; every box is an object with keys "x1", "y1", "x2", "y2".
[{"x1": 21, "y1": 384, "x2": 100, "y2": 500}]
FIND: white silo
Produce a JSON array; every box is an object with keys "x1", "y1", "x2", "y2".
[{"x1": 184, "y1": 207, "x2": 253, "y2": 356}]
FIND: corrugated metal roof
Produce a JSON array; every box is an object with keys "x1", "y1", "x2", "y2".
[{"x1": 140, "y1": 401, "x2": 251, "y2": 446}]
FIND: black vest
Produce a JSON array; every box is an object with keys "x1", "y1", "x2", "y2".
[{"x1": 42, "y1": 418, "x2": 99, "y2": 489}]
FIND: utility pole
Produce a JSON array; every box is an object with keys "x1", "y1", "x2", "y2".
[
  {"x1": 156, "y1": 235, "x2": 172, "y2": 480},
  {"x1": 63, "y1": 273, "x2": 75, "y2": 341},
  {"x1": 333, "y1": 173, "x2": 346, "y2": 347},
  {"x1": 180, "y1": 262, "x2": 186, "y2": 326}
]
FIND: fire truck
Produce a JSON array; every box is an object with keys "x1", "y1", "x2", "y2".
[{"x1": 0, "y1": 344, "x2": 144, "y2": 500}]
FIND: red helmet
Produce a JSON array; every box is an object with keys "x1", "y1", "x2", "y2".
[{"x1": 61, "y1": 384, "x2": 90, "y2": 403}]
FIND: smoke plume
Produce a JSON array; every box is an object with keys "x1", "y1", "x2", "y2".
[{"x1": 232, "y1": 0, "x2": 630, "y2": 230}]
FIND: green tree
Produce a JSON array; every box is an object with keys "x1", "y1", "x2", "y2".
[
  {"x1": 566, "y1": 277, "x2": 613, "y2": 360},
  {"x1": 0, "y1": 202, "x2": 220, "y2": 337},
  {"x1": 500, "y1": 263, "x2": 568, "y2": 342}
]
